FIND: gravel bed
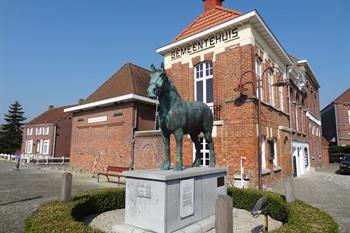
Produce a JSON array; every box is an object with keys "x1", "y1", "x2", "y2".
[{"x1": 84, "y1": 208, "x2": 282, "y2": 233}]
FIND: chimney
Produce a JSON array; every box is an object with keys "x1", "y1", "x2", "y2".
[
  {"x1": 48, "y1": 105, "x2": 54, "y2": 110},
  {"x1": 202, "y1": 0, "x2": 224, "y2": 12},
  {"x1": 79, "y1": 98, "x2": 84, "y2": 104}
]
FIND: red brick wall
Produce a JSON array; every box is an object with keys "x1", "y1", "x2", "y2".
[
  {"x1": 164, "y1": 44, "x2": 291, "y2": 188},
  {"x1": 70, "y1": 103, "x2": 135, "y2": 172},
  {"x1": 336, "y1": 103, "x2": 350, "y2": 145},
  {"x1": 134, "y1": 130, "x2": 164, "y2": 170},
  {"x1": 54, "y1": 113, "x2": 72, "y2": 157}
]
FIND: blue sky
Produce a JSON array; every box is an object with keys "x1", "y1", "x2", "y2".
[{"x1": 0, "y1": 0, "x2": 349, "y2": 123}]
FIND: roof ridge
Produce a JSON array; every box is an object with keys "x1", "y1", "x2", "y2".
[
  {"x1": 334, "y1": 87, "x2": 350, "y2": 103},
  {"x1": 215, "y1": 6, "x2": 241, "y2": 15},
  {"x1": 173, "y1": 11, "x2": 206, "y2": 42},
  {"x1": 84, "y1": 63, "x2": 129, "y2": 102}
]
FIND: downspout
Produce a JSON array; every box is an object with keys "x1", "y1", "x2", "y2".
[
  {"x1": 334, "y1": 104, "x2": 340, "y2": 145},
  {"x1": 52, "y1": 124, "x2": 57, "y2": 157},
  {"x1": 286, "y1": 65, "x2": 294, "y2": 177},
  {"x1": 130, "y1": 103, "x2": 138, "y2": 170}
]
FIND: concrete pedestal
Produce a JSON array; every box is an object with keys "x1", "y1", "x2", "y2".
[{"x1": 113, "y1": 167, "x2": 227, "y2": 233}]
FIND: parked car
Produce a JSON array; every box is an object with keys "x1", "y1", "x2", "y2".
[{"x1": 339, "y1": 154, "x2": 350, "y2": 174}]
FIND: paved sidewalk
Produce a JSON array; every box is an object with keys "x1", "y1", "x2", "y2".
[
  {"x1": 272, "y1": 163, "x2": 350, "y2": 233},
  {"x1": 0, "y1": 160, "x2": 116, "y2": 233}
]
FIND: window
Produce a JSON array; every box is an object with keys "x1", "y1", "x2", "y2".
[
  {"x1": 295, "y1": 104, "x2": 298, "y2": 132},
  {"x1": 269, "y1": 139, "x2": 278, "y2": 167},
  {"x1": 255, "y1": 58, "x2": 263, "y2": 100},
  {"x1": 44, "y1": 127, "x2": 49, "y2": 135},
  {"x1": 27, "y1": 128, "x2": 33, "y2": 136},
  {"x1": 195, "y1": 61, "x2": 213, "y2": 105},
  {"x1": 35, "y1": 128, "x2": 39, "y2": 135},
  {"x1": 193, "y1": 137, "x2": 210, "y2": 167},
  {"x1": 36, "y1": 140, "x2": 41, "y2": 154},
  {"x1": 279, "y1": 86, "x2": 284, "y2": 111},
  {"x1": 43, "y1": 140, "x2": 50, "y2": 155},
  {"x1": 348, "y1": 110, "x2": 350, "y2": 125},
  {"x1": 26, "y1": 140, "x2": 33, "y2": 154},
  {"x1": 261, "y1": 136, "x2": 266, "y2": 169},
  {"x1": 268, "y1": 71, "x2": 274, "y2": 106}
]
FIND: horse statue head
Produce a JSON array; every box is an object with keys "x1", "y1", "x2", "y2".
[{"x1": 147, "y1": 63, "x2": 170, "y2": 99}]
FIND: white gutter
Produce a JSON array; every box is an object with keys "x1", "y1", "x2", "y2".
[
  {"x1": 64, "y1": 94, "x2": 159, "y2": 112},
  {"x1": 306, "y1": 111, "x2": 321, "y2": 126},
  {"x1": 156, "y1": 10, "x2": 292, "y2": 65}
]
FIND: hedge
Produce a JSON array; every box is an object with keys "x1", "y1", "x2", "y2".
[
  {"x1": 26, "y1": 187, "x2": 338, "y2": 233},
  {"x1": 227, "y1": 187, "x2": 339, "y2": 233},
  {"x1": 25, "y1": 188, "x2": 125, "y2": 233}
]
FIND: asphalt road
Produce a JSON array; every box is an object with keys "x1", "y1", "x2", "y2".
[
  {"x1": 0, "y1": 160, "x2": 115, "y2": 233},
  {"x1": 272, "y1": 163, "x2": 350, "y2": 233}
]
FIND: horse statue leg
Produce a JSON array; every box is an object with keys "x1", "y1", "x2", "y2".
[
  {"x1": 174, "y1": 129, "x2": 184, "y2": 171},
  {"x1": 204, "y1": 131, "x2": 216, "y2": 167},
  {"x1": 190, "y1": 133, "x2": 201, "y2": 167},
  {"x1": 160, "y1": 133, "x2": 171, "y2": 170}
]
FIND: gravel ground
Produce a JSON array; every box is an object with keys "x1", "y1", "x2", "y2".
[
  {"x1": 0, "y1": 160, "x2": 116, "y2": 233},
  {"x1": 85, "y1": 208, "x2": 282, "y2": 233}
]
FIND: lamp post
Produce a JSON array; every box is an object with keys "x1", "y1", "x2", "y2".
[{"x1": 234, "y1": 66, "x2": 282, "y2": 191}]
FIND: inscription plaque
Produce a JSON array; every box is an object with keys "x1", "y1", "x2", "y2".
[
  {"x1": 180, "y1": 178, "x2": 194, "y2": 218},
  {"x1": 136, "y1": 185, "x2": 151, "y2": 199}
]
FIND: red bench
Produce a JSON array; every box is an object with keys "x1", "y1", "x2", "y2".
[{"x1": 97, "y1": 166, "x2": 129, "y2": 184}]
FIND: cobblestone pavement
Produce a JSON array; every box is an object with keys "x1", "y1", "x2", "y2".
[
  {"x1": 0, "y1": 160, "x2": 116, "y2": 233},
  {"x1": 271, "y1": 163, "x2": 350, "y2": 233}
]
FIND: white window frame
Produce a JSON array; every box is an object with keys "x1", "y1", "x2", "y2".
[
  {"x1": 193, "y1": 62, "x2": 213, "y2": 166},
  {"x1": 43, "y1": 140, "x2": 50, "y2": 155},
  {"x1": 273, "y1": 139, "x2": 278, "y2": 167},
  {"x1": 348, "y1": 110, "x2": 350, "y2": 125},
  {"x1": 255, "y1": 58, "x2": 263, "y2": 100},
  {"x1": 192, "y1": 137, "x2": 210, "y2": 167},
  {"x1": 261, "y1": 136, "x2": 266, "y2": 169},
  {"x1": 26, "y1": 140, "x2": 33, "y2": 154},
  {"x1": 36, "y1": 140, "x2": 41, "y2": 154},
  {"x1": 279, "y1": 86, "x2": 284, "y2": 111},
  {"x1": 295, "y1": 104, "x2": 299, "y2": 132},
  {"x1": 268, "y1": 71, "x2": 274, "y2": 106},
  {"x1": 194, "y1": 61, "x2": 213, "y2": 107},
  {"x1": 44, "y1": 127, "x2": 49, "y2": 135},
  {"x1": 35, "y1": 128, "x2": 38, "y2": 135}
]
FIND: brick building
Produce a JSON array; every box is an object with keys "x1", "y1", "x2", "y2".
[
  {"x1": 321, "y1": 88, "x2": 350, "y2": 146},
  {"x1": 64, "y1": 63, "x2": 158, "y2": 172},
  {"x1": 151, "y1": 0, "x2": 323, "y2": 187},
  {"x1": 21, "y1": 105, "x2": 73, "y2": 157}
]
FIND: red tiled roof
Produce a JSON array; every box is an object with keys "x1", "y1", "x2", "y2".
[
  {"x1": 334, "y1": 88, "x2": 350, "y2": 104},
  {"x1": 29, "y1": 106, "x2": 72, "y2": 125},
  {"x1": 83, "y1": 63, "x2": 151, "y2": 104},
  {"x1": 174, "y1": 6, "x2": 241, "y2": 42}
]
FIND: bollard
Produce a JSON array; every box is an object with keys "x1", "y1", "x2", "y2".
[
  {"x1": 285, "y1": 176, "x2": 295, "y2": 202},
  {"x1": 61, "y1": 172, "x2": 72, "y2": 203},
  {"x1": 215, "y1": 195, "x2": 233, "y2": 233}
]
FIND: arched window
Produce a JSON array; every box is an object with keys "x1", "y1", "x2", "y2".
[{"x1": 194, "y1": 61, "x2": 213, "y2": 106}]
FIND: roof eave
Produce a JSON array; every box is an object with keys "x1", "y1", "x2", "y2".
[
  {"x1": 156, "y1": 10, "x2": 292, "y2": 65},
  {"x1": 297, "y1": 60, "x2": 320, "y2": 88},
  {"x1": 64, "y1": 94, "x2": 159, "y2": 113}
]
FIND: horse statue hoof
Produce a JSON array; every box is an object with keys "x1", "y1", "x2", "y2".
[
  {"x1": 160, "y1": 161, "x2": 171, "y2": 170},
  {"x1": 173, "y1": 163, "x2": 183, "y2": 171}
]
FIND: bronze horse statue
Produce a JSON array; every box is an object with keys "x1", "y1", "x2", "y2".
[{"x1": 147, "y1": 65, "x2": 215, "y2": 171}]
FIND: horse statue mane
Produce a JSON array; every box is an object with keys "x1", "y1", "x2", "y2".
[{"x1": 147, "y1": 64, "x2": 216, "y2": 171}]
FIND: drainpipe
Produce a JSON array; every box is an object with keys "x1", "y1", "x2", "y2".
[
  {"x1": 130, "y1": 103, "x2": 138, "y2": 170},
  {"x1": 286, "y1": 65, "x2": 294, "y2": 177},
  {"x1": 334, "y1": 104, "x2": 340, "y2": 145},
  {"x1": 52, "y1": 124, "x2": 57, "y2": 157}
]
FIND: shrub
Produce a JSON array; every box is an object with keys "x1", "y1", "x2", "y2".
[
  {"x1": 25, "y1": 188, "x2": 125, "y2": 233},
  {"x1": 26, "y1": 187, "x2": 338, "y2": 233},
  {"x1": 227, "y1": 187, "x2": 339, "y2": 233}
]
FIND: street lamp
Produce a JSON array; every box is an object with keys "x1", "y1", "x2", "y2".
[{"x1": 234, "y1": 66, "x2": 282, "y2": 191}]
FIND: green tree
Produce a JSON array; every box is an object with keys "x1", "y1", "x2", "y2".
[{"x1": 0, "y1": 101, "x2": 26, "y2": 154}]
